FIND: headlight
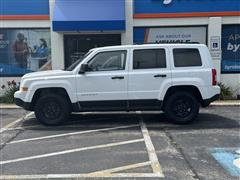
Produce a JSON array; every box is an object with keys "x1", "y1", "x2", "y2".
[{"x1": 20, "y1": 87, "x2": 28, "y2": 92}]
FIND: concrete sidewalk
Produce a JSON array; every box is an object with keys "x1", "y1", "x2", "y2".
[{"x1": 0, "y1": 100, "x2": 239, "y2": 109}]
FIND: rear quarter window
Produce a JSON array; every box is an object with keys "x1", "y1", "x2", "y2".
[{"x1": 173, "y1": 48, "x2": 202, "y2": 67}]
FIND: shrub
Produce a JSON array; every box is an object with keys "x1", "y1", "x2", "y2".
[
  {"x1": 218, "y1": 82, "x2": 234, "y2": 100},
  {"x1": 0, "y1": 80, "x2": 20, "y2": 103}
]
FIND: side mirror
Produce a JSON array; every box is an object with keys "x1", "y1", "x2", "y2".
[{"x1": 79, "y1": 64, "x2": 89, "y2": 74}]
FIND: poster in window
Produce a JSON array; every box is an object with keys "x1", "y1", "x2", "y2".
[
  {"x1": 134, "y1": 27, "x2": 207, "y2": 44},
  {"x1": 221, "y1": 25, "x2": 240, "y2": 73},
  {"x1": 0, "y1": 29, "x2": 51, "y2": 76}
]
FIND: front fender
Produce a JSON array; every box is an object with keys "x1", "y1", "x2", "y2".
[{"x1": 25, "y1": 79, "x2": 76, "y2": 103}]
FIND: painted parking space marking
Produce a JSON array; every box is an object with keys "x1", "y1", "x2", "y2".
[
  {"x1": 211, "y1": 148, "x2": 240, "y2": 177},
  {"x1": 2, "y1": 124, "x2": 137, "y2": 132},
  {"x1": 0, "y1": 112, "x2": 34, "y2": 133},
  {"x1": 0, "y1": 112, "x2": 164, "y2": 178},
  {"x1": 234, "y1": 158, "x2": 240, "y2": 169},
  {"x1": 139, "y1": 118, "x2": 164, "y2": 177},
  {"x1": 0, "y1": 173, "x2": 162, "y2": 179},
  {"x1": 137, "y1": 111, "x2": 164, "y2": 177},
  {"x1": 7, "y1": 124, "x2": 139, "y2": 144},
  {"x1": 89, "y1": 161, "x2": 151, "y2": 175},
  {"x1": 0, "y1": 138, "x2": 144, "y2": 165}
]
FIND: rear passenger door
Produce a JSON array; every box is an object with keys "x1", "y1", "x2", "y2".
[{"x1": 128, "y1": 48, "x2": 171, "y2": 109}]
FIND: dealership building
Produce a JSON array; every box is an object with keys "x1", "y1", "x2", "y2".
[{"x1": 0, "y1": 0, "x2": 240, "y2": 97}]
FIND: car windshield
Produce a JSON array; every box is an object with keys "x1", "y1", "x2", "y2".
[{"x1": 65, "y1": 50, "x2": 93, "y2": 71}]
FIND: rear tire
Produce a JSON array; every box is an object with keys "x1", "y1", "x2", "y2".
[
  {"x1": 34, "y1": 93, "x2": 70, "y2": 126},
  {"x1": 164, "y1": 92, "x2": 199, "y2": 124}
]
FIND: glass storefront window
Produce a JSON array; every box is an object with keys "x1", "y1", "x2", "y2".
[
  {"x1": 64, "y1": 34, "x2": 121, "y2": 69},
  {"x1": 0, "y1": 28, "x2": 51, "y2": 77}
]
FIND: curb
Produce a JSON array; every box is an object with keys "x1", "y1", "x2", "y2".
[
  {"x1": 210, "y1": 101, "x2": 240, "y2": 106},
  {"x1": 0, "y1": 104, "x2": 21, "y2": 109}
]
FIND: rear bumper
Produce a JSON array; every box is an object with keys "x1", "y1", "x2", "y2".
[
  {"x1": 202, "y1": 94, "x2": 220, "y2": 107},
  {"x1": 14, "y1": 98, "x2": 32, "y2": 111}
]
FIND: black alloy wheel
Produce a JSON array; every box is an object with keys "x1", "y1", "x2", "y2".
[
  {"x1": 164, "y1": 92, "x2": 199, "y2": 124},
  {"x1": 34, "y1": 93, "x2": 71, "y2": 126}
]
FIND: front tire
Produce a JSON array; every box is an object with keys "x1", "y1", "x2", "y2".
[
  {"x1": 34, "y1": 94, "x2": 70, "y2": 126},
  {"x1": 164, "y1": 92, "x2": 199, "y2": 124}
]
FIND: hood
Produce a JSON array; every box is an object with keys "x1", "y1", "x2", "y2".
[{"x1": 22, "y1": 70, "x2": 73, "y2": 79}]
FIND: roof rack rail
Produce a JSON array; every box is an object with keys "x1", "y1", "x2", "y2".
[{"x1": 134, "y1": 42, "x2": 200, "y2": 45}]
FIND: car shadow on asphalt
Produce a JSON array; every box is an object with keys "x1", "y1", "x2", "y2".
[
  {"x1": 141, "y1": 112, "x2": 240, "y2": 130},
  {"x1": 19, "y1": 111, "x2": 240, "y2": 131},
  {"x1": 20, "y1": 113, "x2": 141, "y2": 131}
]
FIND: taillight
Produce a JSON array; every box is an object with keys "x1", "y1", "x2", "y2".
[{"x1": 212, "y1": 69, "x2": 217, "y2": 86}]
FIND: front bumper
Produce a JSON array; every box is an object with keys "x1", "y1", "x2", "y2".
[
  {"x1": 14, "y1": 90, "x2": 32, "y2": 110},
  {"x1": 14, "y1": 98, "x2": 32, "y2": 111}
]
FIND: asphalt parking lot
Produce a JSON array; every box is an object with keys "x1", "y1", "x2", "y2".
[{"x1": 0, "y1": 106, "x2": 239, "y2": 180}]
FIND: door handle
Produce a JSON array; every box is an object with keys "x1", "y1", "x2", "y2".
[
  {"x1": 111, "y1": 76, "x2": 124, "y2": 80},
  {"x1": 154, "y1": 74, "x2": 167, "y2": 78}
]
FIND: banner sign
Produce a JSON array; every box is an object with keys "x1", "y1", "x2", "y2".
[
  {"x1": 134, "y1": 0, "x2": 240, "y2": 18},
  {"x1": 134, "y1": 27, "x2": 206, "y2": 44},
  {"x1": 0, "y1": 0, "x2": 49, "y2": 20},
  {"x1": 221, "y1": 25, "x2": 240, "y2": 73},
  {"x1": 0, "y1": 29, "x2": 51, "y2": 77}
]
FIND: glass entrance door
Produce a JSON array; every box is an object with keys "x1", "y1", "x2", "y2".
[{"x1": 64, "y1": 34, "x2": 121, "y2": 69}]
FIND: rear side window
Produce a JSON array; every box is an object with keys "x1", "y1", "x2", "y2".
[
  {"x1": 173, "y1": 48, "x2": 202, "y2": 67},
  {"x1": 133, "y1": 49, "x2": 166, "y2": 69}
]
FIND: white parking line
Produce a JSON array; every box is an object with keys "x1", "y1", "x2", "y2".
[
  {"x1": 0, "y1": 173, "x2": 162, "y2": 179},
  {"x1": 0, "y1": 138, "x2": 144, "y2": 165},
  {"x1": 139, "y1": 113, "x2": 164, "y2": 177},
  {"x1": 8, "y1": 124, "x2": 139, "y2": 144},
  {"x1": 0, "y1": 127, "x2": 25, "y2": 131},
  {"x1": 0, "y1": 112, "x2": 34, "y2": 134},
  {"x1": 0, "y1": 111, "x2": 165, "y2": 179},
  {"x1": 89, "y1": 161, "x2": 151, "y2": 175}
]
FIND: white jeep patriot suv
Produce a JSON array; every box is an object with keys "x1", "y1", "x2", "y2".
[{"x1": 14, "y1": 44, "x2": 220, "y2": 125}]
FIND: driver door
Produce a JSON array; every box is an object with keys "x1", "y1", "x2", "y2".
[{"x1": 76, "y1": 50, "x2": 128, "y2": 111}]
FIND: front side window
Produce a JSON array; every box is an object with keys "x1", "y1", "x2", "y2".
[
  {"x1": 133, "y1": 49, "x2": 166, "y2": 69},
  {"x1": 173, "y1": 48, "x2": 202, "y2": 67},
  {"x1": 88, "y1": 51, "x2": 127, "y2": 71},
  {"x1": 66, "y1": 50, "x2": 93, "y2": 71}
]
